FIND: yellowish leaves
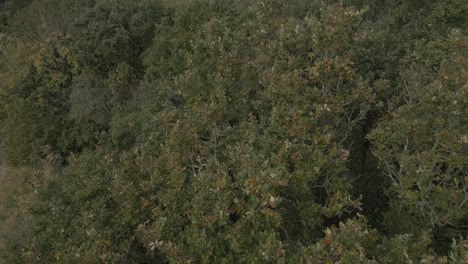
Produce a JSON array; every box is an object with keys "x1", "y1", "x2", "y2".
[
  {"x1": 338, "y1": 149, "x2": 350, "y2": 161},
  {"x1": 461, "y1": 135, "x2": 468, "y2": 144}
]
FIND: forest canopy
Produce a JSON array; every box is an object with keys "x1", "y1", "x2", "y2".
[{"x1": 0, "y1": 0, "x2": 467, "y2": 263}]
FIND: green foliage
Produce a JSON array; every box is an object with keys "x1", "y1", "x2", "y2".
[
  {"x1": 370, "y1": 30, "x2": 468, "y2": 242},
  {"x1": 0, "y1": 32, "x2": 78, "y2": 164},
  {"x1": 71, "y1": 0, "x2": 164, "y2": 74},
  {"x1": 0, "y1": 0, "x2": 33, "y2": 30},
  {"x1": 69, "y1": 73, "x2": 111, "y2": 125},
  {"x1": 301, "y1": 216, "x2": 379, "y2": 263},
  {"x1": 0, "y1": 0, "x2": 466, "y2": 262}
]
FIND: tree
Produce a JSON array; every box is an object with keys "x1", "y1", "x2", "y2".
[
  {"x1": 370, "y1": 29, "x2": 467, "y2": 250},
  {"x1": 0, "y1": 0, "x2": 466, "y2": 262}
]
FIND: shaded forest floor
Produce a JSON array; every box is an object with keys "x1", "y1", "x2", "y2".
[
  {"x1": 0, "y1": 146, "x2": 20, "y2": 260},
  {"x1": 0, "y1": 147, "x2": 33, "y2": 262},
  {"x1": 0, "y1": 146, "x2": 11, "y2": 255}
]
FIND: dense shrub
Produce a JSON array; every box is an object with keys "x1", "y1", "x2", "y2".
[{"x1": 0, "y1": 0, "x2": 466, "y2": 262}]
